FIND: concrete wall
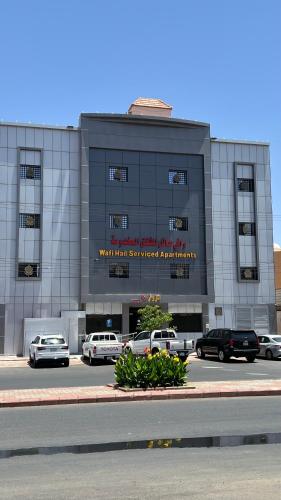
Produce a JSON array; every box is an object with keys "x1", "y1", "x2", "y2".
[
  {"x1": 0, "y1": 124, "x2": 81, "y2": 354},
  {"x1": 210, "y1": 140, "x2": 276, "y2": 334}
]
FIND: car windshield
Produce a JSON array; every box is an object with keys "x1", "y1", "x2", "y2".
[
  {"x1": 41, "y1": 338, "x2": 65, "y2": 345},
  {"x1": 272, "y1": 336, "x2": 281, "y2": 342},
  {"x1": 231, "y1": 331, "x2": 256, "y2": 340}
]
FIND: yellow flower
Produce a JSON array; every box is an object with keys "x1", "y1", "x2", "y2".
[
  {"x1": 147, "y1": 440, "x2": 154, "y2": 449},
  {"x1": 183, "y1": 360, "x2": 189, "y2": 366},
  {"x1": 173, "y1": 356, "x2": 180, "y2": 363},
  {"x1": 147, "y1": 354, "x2": 152, "y2": 360}
]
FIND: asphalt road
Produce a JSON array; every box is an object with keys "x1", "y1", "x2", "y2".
[
  {"x1": 0, "y1": 355, "x2": 281, "y2": 390},
  {"x1": 1, "y1": 398, "x2": 281, "y2": 499},
  {"x1": 1, "y1": 445, "x2": 281, "y2": 499},
  {"x1": 1, "y1": 397, "x2": 281, "y2": 449}
]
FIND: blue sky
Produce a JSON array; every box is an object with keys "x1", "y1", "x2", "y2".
[{"x1": 1, "y1": 0, "x2": 280, "y2": 241}]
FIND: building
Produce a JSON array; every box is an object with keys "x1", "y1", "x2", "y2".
[
  {"x1": 274, "y1": 243, "x2": 281, "y2": 332},
  {"x1": 0, "y1": 98, "x2": 276, "y2": 355}
]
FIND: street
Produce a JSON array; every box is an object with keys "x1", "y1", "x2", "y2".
[
  {"x1": 1, "y1": 398, "x2": 281, "y2": 499},
  {"x1": 0, "y1": 356, "x2": 280, "y2": 390},
  {"x1": 1, "y1": 446, "x2": 281, "y2": 499},
  {"x1": 1, "y1": 397, "x2": 281, "y2": 449}
]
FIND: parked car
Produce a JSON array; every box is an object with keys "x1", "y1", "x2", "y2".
[
  {"x1": 196, "y1": 329, "x2": 260, "y2": 362},
  {"x1": 29, "y1": 335, "x2": 69, "y2": 368},
  {"x1": 82, "y1": 332, "x2": 123, "y2": 365},
  {"x1": 257, "y1": 334, "x2": 281, "y2": 360},
  {"x1": 125, "y1": 329, "x2": 194, "y2": 360}
]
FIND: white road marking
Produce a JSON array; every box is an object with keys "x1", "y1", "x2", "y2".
[
  {"x1": 245, "y1": 372, "x2": 268, "y2": 376},
  {"x1": 202, "y1": 366, "x2": 224, "y2": 369}
]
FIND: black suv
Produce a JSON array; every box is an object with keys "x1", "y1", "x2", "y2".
[{"x1": 196, "y1": 329, "x2": 260, "y2": 362}]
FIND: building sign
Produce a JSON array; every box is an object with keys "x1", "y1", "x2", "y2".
[
  {"x1": 99, "y1": 249, "x2": 197, "y2": 259},
  {"x1": 131, "y1": 294, "x2": 161, "y2": 305},
  {"x1": 111, "y1": 236, "x2": 186, "y2": 250}
]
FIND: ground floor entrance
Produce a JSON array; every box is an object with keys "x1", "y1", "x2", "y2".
[
  {"x1": 86, "y1": 303, "x2": 204, "y2": 337},
  {"x1": 86, "y1": 314, "x2": 122, "y2": 336}
]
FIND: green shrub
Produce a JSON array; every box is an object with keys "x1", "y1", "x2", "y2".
[{"x1": 115, "y1": 349, "x2": 189, "y2": 389}]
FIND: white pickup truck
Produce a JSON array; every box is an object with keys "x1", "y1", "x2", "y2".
[
  {"x1": 125, "y1": 329, "x2": 194, "y2": 360},
  {"x1": 82, "y1": 332, "x2": 123, "y2": 365}
]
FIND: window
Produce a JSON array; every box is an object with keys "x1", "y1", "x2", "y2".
[
  {"x1": 109, "y1": 214, "x2": 128, "y2": 229},
  {"x1": 20, "y1": 165, "x2": 41, "y2": 180},
  {"x1": 169, "y1": 170, "x2": 187, "y2": 185},
  {"x1": 239, "y1": 222, "x2": 256, "y2": 236},
  {"x1": 161, "y1": 330, "x2": 176, "y2": 339},
  {"x1": 109, "y1": 263, "x2": 129, "y2": 278},
  {"x1": 262, "y1": 336, "x2": 270, "y2": 343},
  {"x1": 109, "y1": 167, "x2": 128, "y2": 182},
  {"x1": 41, "y1": 338, "x2": 65, "y2": 345},
  {"x1": 240, "y1": 267, "x2": 258, "y2": 281},
  {"x1": 170, "y1": 263, "x2": 189, "y2": 279},
  {"x1": 169, "y1": 216, "x2": 188, "y2": 231},
  {"x1": 18, "y1": 263, "x2": 40, "y2": 278},
  {"x1": 135, "y1": 331, "x2": 150, "y2": 341},
  {"x1": 237, "y1": 178, "x2": 254, "y2": 192},
  {"x1": 19, "y1": 213, "x2": 40, "y2": 229}
]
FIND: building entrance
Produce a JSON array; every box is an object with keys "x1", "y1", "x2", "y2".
[
  {"x1": 86, "y1": 314, "x2": 122, "y2": 336},
  {"x1": 129, "y1": 307, "x2": 141, "y2": 333}
]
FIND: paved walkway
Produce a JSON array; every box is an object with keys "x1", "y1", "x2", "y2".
[
  {"x1": 0, "y1": 356, "x2": 82, "y2": 368},
  {"x1": 1, "y1": 379, "x2": 281, "y2": 408}
]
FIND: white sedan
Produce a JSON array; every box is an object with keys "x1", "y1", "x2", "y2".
[{"x1": 29, "y1": 335, "x2": 70, "y2": 368}]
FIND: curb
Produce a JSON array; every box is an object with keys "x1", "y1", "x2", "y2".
[{"x1": 1, "y1": 383, "x2": 281, "y2": 408}]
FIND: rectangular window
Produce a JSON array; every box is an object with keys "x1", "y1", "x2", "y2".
[
  {"x1": 19, "y1": 213, "x2": 40, "y2": 229},
  {"x1": 18, "y1": 263, "x2": 40, "y2": 278},
  {"x1": 239, "y1": 222, "x2": 256, "y2": 236},
  {"x1": 169, "y1": 170, "x2": 187, "y2": 185},
  {"x1": 109, "y1": 263, "x2": 129, "y2": 278},
  {"x1": 169, "y1": 216, "x2": 188, "y2": 231},
  {"x1": 109, "y1": 214, "x2": 128, "y2": 229},
  {"x1": 240, "y1": 267, "x2": 258, "y2": 281},
  {"x1": 170, "y1": 263, "x2": 189, "y2": 279},
  {"x1": 109, "y1": 167, "x2": 128, "y2": 182},
  {"x1": 20, "y1": 165, "x2": 41, "y2": 180},
  {"x1": 237, "y1": 178, "x2": 254, "y2": 192}
]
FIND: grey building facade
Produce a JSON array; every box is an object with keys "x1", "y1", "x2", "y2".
[{"x1": 0, "y1": 98, "x2": 276, "y2": 355}]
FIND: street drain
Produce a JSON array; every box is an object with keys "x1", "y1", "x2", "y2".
[{"x1": 0, "y1": 432, "x2": 280, "y2": 459}]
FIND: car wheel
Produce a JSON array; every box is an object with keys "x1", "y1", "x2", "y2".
[
  {"x1": 196, "y1": 347, "x2": 205, "y2": 359},
  {"x1": 89, "y1": 352, "x2": 94, "y2": 366},
  {"x1": 218, "y1": 349, "x2": 228, "y2": 362},
  {"x1": 33, "y1": 355, "x2": 38, "y2": 368},
  {"x1": 64, "y1": 359, "x2": 70, "y2": 367},
  {"x1": 246, "y1": 355, "x2": 256, "y2": 363},
  {"x1": 265, "y1": 350, "x2": 273, "y2": 361}
]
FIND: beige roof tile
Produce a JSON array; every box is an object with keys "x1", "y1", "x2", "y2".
[{"x1": 130, "y1": 97, "x2": 172, "y2": 109}]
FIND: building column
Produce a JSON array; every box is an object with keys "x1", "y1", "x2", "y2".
[
  {"x1": 202, "y1": 303, "x2": 209, "y2": 333},
  {"x1": 122, "y1": 304, "x2": 130, "y2": 336}
]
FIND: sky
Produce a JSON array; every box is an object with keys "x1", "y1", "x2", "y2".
[{"x1": 1, "y1": 0, "x2": 280, "y2": 241}]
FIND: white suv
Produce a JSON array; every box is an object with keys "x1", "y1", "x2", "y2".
[{"x1": 29, "y1": 335, "x2": 70, "y2": 368}]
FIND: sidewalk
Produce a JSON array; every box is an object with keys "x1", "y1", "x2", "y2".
[
  {"x1": 0, "y1": 356, "x2": 82, "y2": 368},
  {"x1": 1, "y1": 379, "x2": 281, "y2": 408}
]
